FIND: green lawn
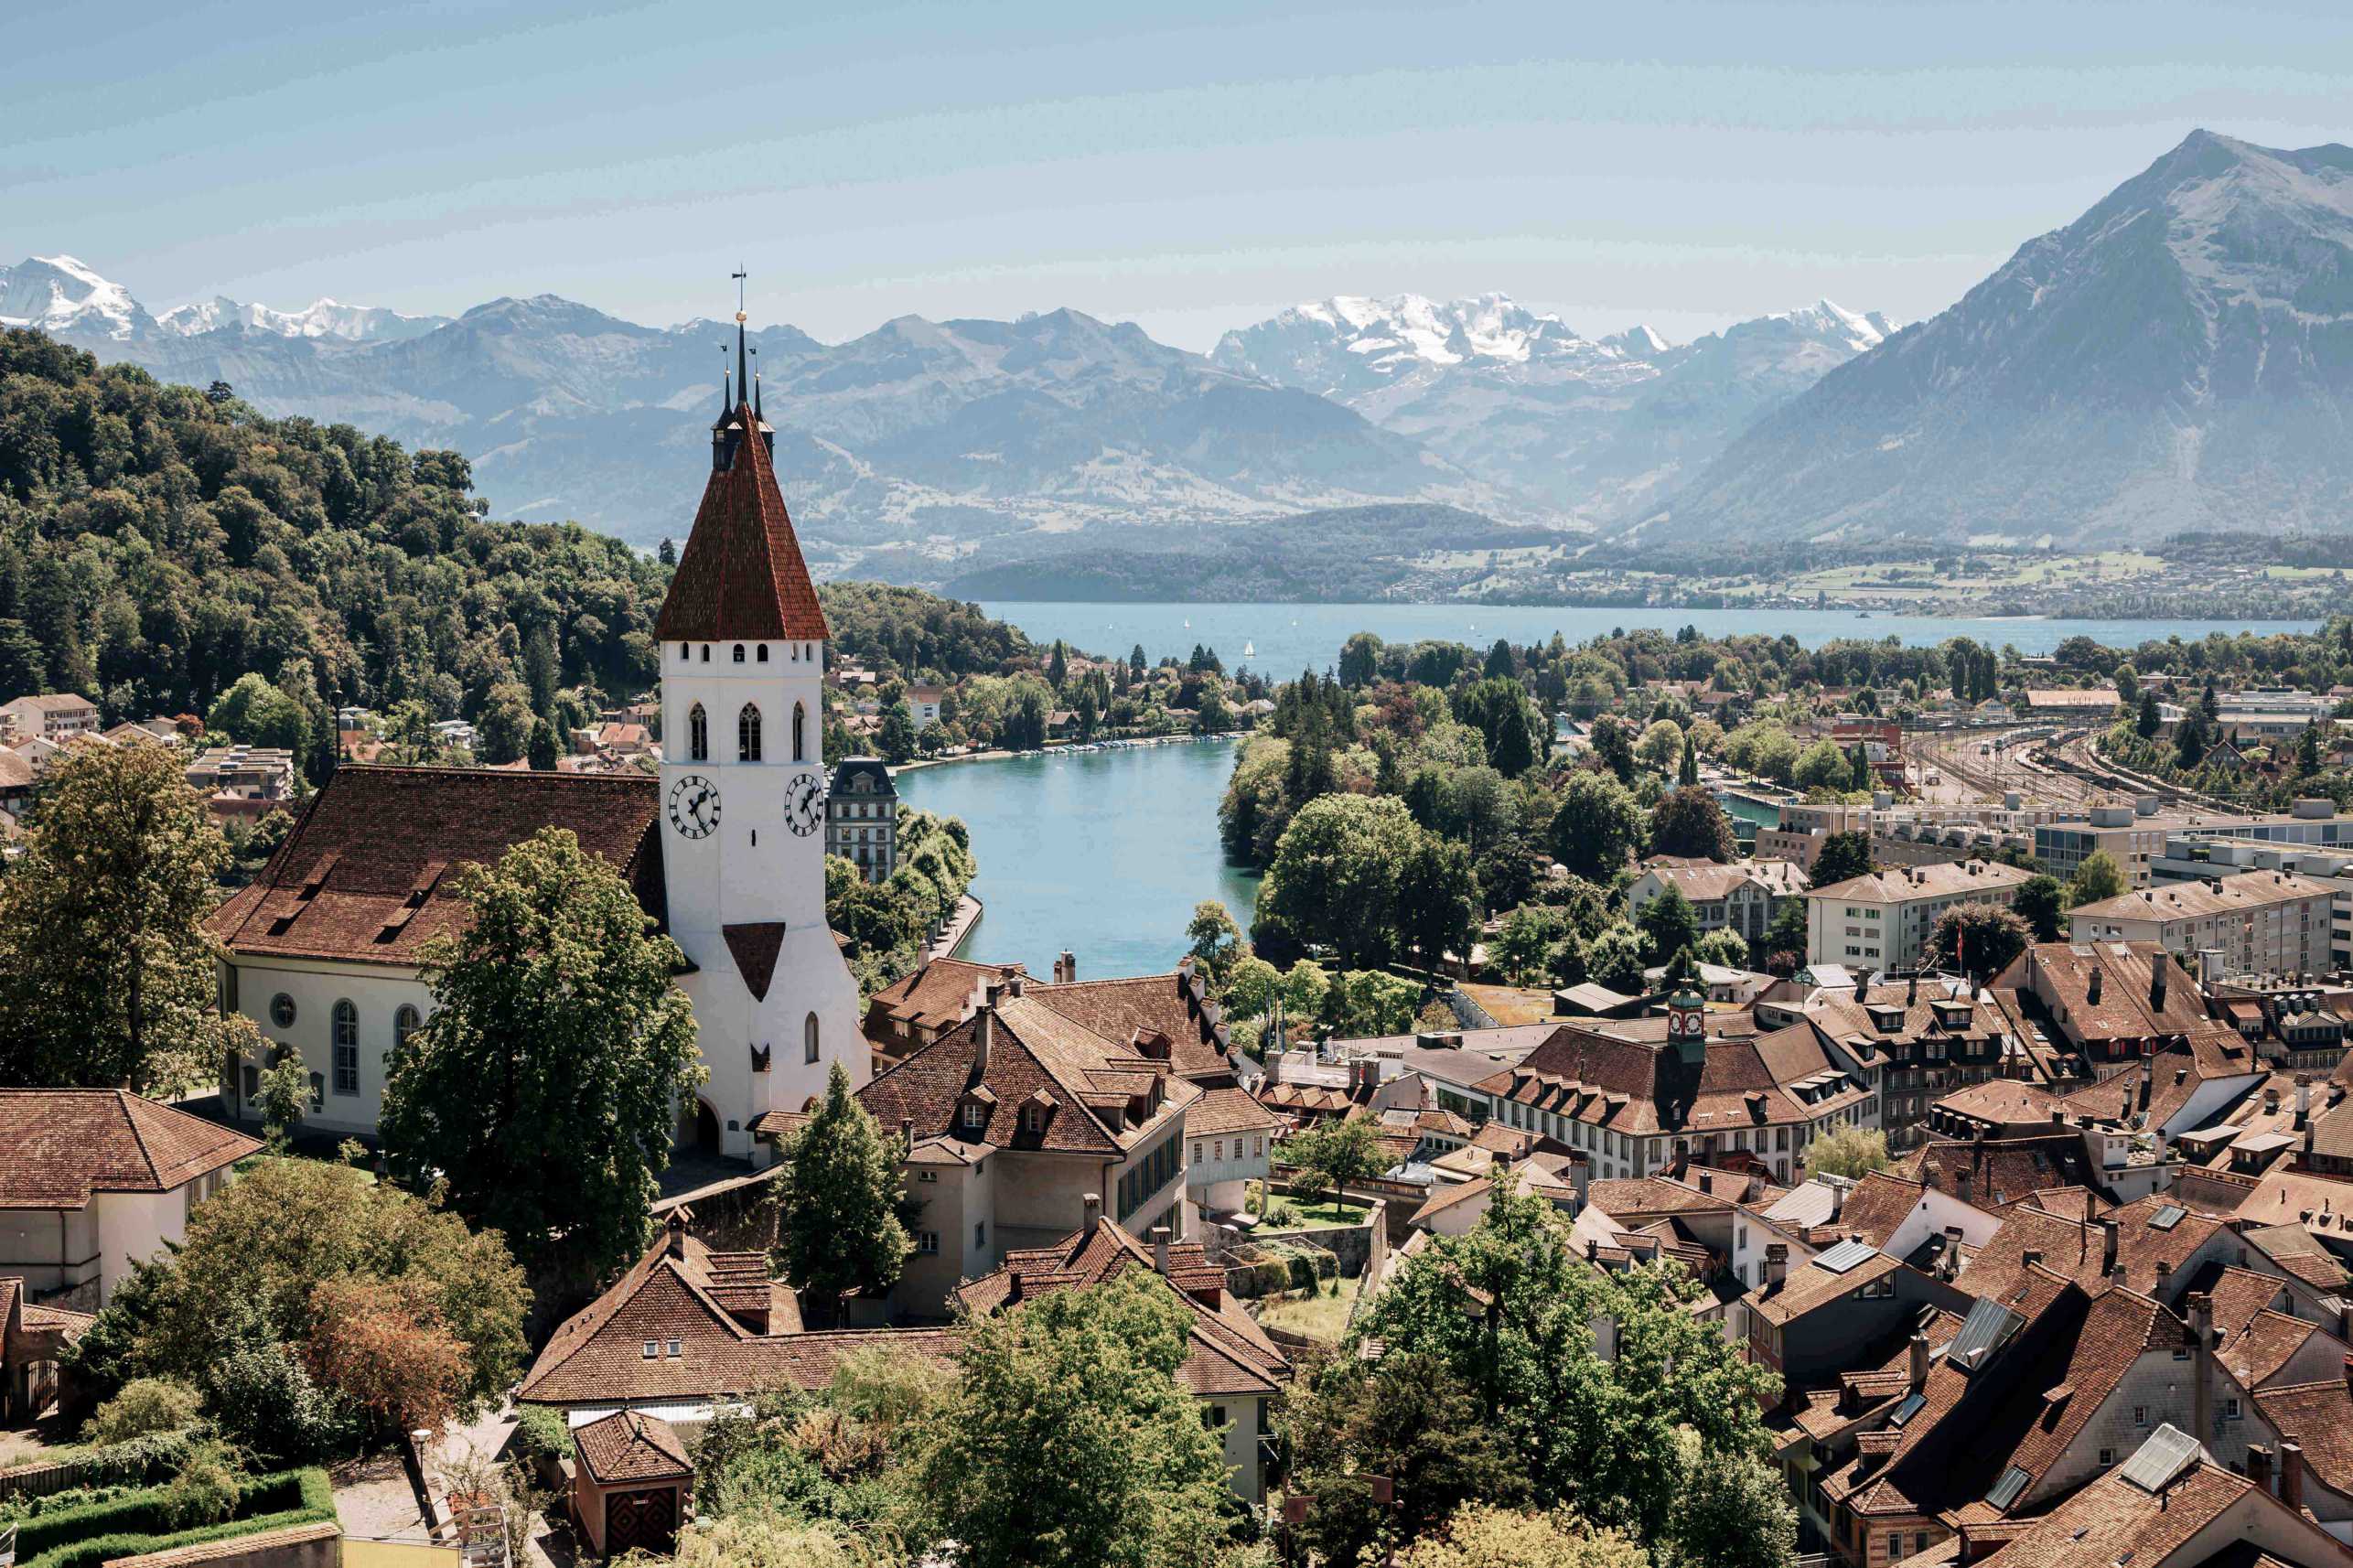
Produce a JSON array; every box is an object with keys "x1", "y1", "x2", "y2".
[
  {"x1": 1252, "y1": 1273, "x2": 1362, "y2": 1342},
  {"x1": 1251, "y1": 1182, "x2": 1372, "y2": 1230}
]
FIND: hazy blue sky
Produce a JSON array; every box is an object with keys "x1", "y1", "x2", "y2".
[{"x1": 9, "y1": 0, "x2": 2350, "y2": 349}]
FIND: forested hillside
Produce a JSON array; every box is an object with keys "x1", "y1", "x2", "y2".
[{"x1": 0, "y1": 328, "x2": 671, "y2": 737}]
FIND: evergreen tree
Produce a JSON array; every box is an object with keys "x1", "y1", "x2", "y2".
[
  {"x1": 1047, "y1": 639, "x2": 1069, "y2": 692},
  {"x1": 1677, "y1": 731, "x2": 1701, "y2": 786},
  {"x1": 657, "y1": 536, "x2": 677, "y2": 567},
  {"x1": 2136, "y1": 690, "x2": 2163, "y2": 738},
  {"x1": 1636, "y1": 884, "x2": 1701, "y2": 964},
  {"x1": 1808, "y1": 831, "x2": 1875, "y2": 888},
  {"x1": 526, "y1": 717, "x2": 559, "y2": 771},
  {"x1": 771, "y1": 1063, "x2": 917, "y2": 1326}
]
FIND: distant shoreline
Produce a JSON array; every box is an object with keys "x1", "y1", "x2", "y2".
[{"x1": 889, "y1": 730, "x2": 1241, "y2": 777}]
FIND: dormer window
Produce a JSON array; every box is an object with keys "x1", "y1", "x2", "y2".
[
  {"x1": 666, "y1": 1337, "x2": 682, "y2": 1358},
  {"x1": 642, "y1": 1340, "x2": 658, "y2": 1359},
  {"x1": 962, "y1": 1102, "x2": 986, "y2": 1131}
]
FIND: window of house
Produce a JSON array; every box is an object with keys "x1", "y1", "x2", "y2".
[
  {"x1": 667, "y1": 1337, "x2": 682, "y2": 1358},
  {"x1": 1204, "y1": 1405, "x2": 1228, "y2": 1430},
  {"x1": 1022, "y1": 1104, "x2": 1044, "y2": 1134},
  {"x1": 394, "y1": 1004, "x2": 421, "y2": 1051},
  {"x1": 757, "y1": 644, "x2": 768, "y2": 662},
  {"x1": 804, "y1": 1012, "x2": 820, "y2": 1065},
  {"x1": 732, "y1": 644, "x2": 746, "y2": 663},
  {"x1": 1214, "y1": 1140, "x2": 1225, "y2": 1161},
  {"x1": 700, "y1": 644, "x2": 711, "y2": 661},
  {"x1": 331, "y1": 1000, "x2": 359, "y2": 1095},
  {"x1": 974, "y1": 1221, "x2": 986, "y2": 1251},
  {"x1": 917, "y1": 1169, "x2": 937, "y2": 1183},
  {"x1": 1192, "y1": 1141, "x2": 1203, "y2": 1162},
  {"x1": 792, "y1": 703, "x2": 807, "y2": 762},
  {"x1": 918, "y1": 1231, "x2": 939, "y2": 1254},
  {"x1": 642, "y1": 1341, "x2": 658, "y2": 1359},
  {"x1": 307, "y1": 1071, "x2": 324, "y2": 1112},
  {"x1": 739, "y1": 704, "x2": 763, "y2": 762},
  {"x1": 2133, "y1": 1405, "x2": 2150, "y2": 1428},
  {"x1": 2099, "y1": 1448, "x2": 2116, "y2": 1467},
  {"x1": 1254, "y1": 1136, "x2": 1264, "y2": 1156},
  {"x1": 270, "y1": 993, "x2": 296, "y2": 1028},
  {"x1": 962, "y1": 1102, "x2": 985, "y2": 1130},
  {"x1": 689, "y1": 703, "x2": 709, "y2": 761}
]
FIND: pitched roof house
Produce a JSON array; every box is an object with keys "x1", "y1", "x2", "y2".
[{"x1": 0, "y1": 1090, "x2": 259, "y2": 1308}]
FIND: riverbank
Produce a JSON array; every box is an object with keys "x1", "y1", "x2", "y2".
[
  {"x1": 889, "y1": 730, "x2": 1241, "y2": 776},
  {"x1": 977, "y1": 601, "x2": 2322, "y2": 678}
]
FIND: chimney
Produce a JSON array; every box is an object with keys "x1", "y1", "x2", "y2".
[
  {"x1": 2249, "y1": 1444, "x2": 2274, "y2": 1496},
  {"x1": 2023, "y1": 1249, "x2": 2044, "y2": 1271},
  {"x1": 1766, "y1": 1243, "x2": 1789, "y2": 1290},
  {"x1": 2088, "y1": 968, "x2": 2103, "y2": 1005},
  {"x1": 1082, "y1": 1191, "x2": 1101, "y2": 1230},
  {"x1": 1958, "y1": 1167, "x2": 1973, "y2": 1207},
  {"x1": 900, "y1": 1116, "x2": 914, "y2": 1148},
  {"x1": 2265, "y1": 1084, "x2": 2282, "y2": 1116},
  {"x1": 2150, "y1": 958, "x2": 2169, "y2": 1014},
  {"x1": 1004, "y1": 969, "x2": 1025, "y2": 999},
  {"x1": 1152, "y1": 1225, "x2": 1171, "y2": 1276},
  {"x1": 2139, "y1": 1054, "x2": 2153, "y2": 1110},
  {"x1": 666, "y1": 1208, "x2": 690, "y2": 1261},
  {"x1": 1057, "y1": 950, "x2": 1076, "y2": 983},
  {"x1": 2281, "y1": 1436, "x2": 2306, "y2": 1512},
  {"x1": 1908, "y1": 1332, "x2": 1929, "y2": 1390},
  {"x1": 2297, "y1": 1076, "x2": 2312, "y2": 1128},
  {"x1": 2188, "y1": 1292, "x2": 2214, "y2": 1444},
  {"x1": 974, "y1": 1005, "x2": 994, "y2": 1078},
  {"x1": 2154, "y1": 1258, "x2": 2173, "y2": 1293},
  {"x1": 2101, "y1": 1217, "x2": 2120, "y2": 1276},
  {"x1": 1698, "y1": 1171, "x2": 1714, "y2": 1196}
]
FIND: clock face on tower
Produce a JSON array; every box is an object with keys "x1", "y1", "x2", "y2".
[
  {"x1": 669, "y1": 775, "x2": 720, "y2": 839},
  {"x1": 785, "y1": 770, "x2": 826, "y2": 837}
]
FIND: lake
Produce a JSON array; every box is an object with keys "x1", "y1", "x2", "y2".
[
  {"x1": 977, "y1": 601, "x2": 2322, "y2": 675},
  {"x1": 907, "y1": 600, "x2": 2321, "y2": 985},
  {"x1": 894, "y1": 737, "x2": 1261, "y2": 980}
]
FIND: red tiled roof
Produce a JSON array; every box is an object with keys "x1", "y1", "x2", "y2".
[
  {"x1": 205, "y1": 766, "x2": 664, "y2": 964},
  {"x1": 1187, "y1": 1086, "x2": 1280, "y2": 1137},
  {"x1": 857, "y1": 995, "x2": 1198, "y2": 1157},
  {"x1": 0, "y1": 1090, "x2": 259, "y2": 1210},
  {"x1": 572, "y1": 1410, "x2": 692, "y2": 1484},
  {"x1": 654, "y1": 403, "x2": 828, "y2": 642}
]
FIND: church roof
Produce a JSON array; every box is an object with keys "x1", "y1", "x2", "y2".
[
  {"x1": 655, "y1": 400, "x2": 828, "y2": 643},
  {"x1": 207, "y1": 765, "x2": 664, "y2": 965}
]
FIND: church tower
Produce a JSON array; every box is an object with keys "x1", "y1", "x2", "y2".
[{"x1": 656, "y1": 298, "x2": 867, "y2": 1159}]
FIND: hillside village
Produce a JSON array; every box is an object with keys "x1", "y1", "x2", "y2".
[{"x1": 11, "y1": 325, "x2": 2353, "y2": 1568}]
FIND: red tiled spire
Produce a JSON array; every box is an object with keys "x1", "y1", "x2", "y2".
[{"x1": 655, "y1": 400, "x2": 829, "y2": 642}]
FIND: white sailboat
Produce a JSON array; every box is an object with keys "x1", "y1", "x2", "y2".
[{"x1": 1243, "y1": 640, "x2": 1255, "y2": 658}]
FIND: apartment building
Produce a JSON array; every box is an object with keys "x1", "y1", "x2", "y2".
[
  {"x1": 1804, "y1": 860, "x2": 2032, "y2": 969},
  {"x1": 2068, "y1": 871, "x2": 2337, "y2": 980}
]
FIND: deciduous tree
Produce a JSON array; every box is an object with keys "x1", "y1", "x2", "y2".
[
  {"x1": 380, "y1": 827, "x2": 704, "y2": 1282},
  {"x1": 0, "y1": 741, "x2": 231, "y2": 1094},
  {"x1": 1648, "y1": 785, "x2": 1735, "y2": 862},
  {"x1": 1548, "y1": 771, "x2": 1642, "y2": 881},
  {"x1": 1930, "y1": 902, "x2": 2031, "y2": 980},
  {"x1": 911, "y1": 1272, "x2": 1238, "y2": 1568}
]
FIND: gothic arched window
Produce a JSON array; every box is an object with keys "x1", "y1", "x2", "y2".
[
  {"x1": 688, "y1": 703, "x2": 708, "y2": 762},
  {"x1": 804, "y1": 1012, "x2": 820, "y2": 1065},
  {"x1": 792, "y1": 703, "x2": 807, "y2": 762},
  {"x1": 733, "y1": 644, "x2": 746, "y2": 663},
  {"x1": 394, "y1": 1004, "x2": 422, "y2": 1052},
  {"x1": 738, "y1": 703, "x2": 762, "y2": 763}
]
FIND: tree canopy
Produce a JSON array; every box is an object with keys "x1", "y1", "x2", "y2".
[{"x1": 379, "y1": 826, "x2": 704, "y2": 1283}]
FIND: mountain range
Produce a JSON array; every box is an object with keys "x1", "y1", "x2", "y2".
[
  {"x1": 1648, "y1": 131, "x2": 2353, "y2": 549},
  {"x1": 8, "y1": 129, "x2": 2349, "y2": 570},
  {"x1": 0, "y1": 260, "x2": 1882, "y2": 565}
]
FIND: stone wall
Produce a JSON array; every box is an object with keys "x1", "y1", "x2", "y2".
[{"x1": 103, "y1": 1520, "x2": 342, "y2": 1568}]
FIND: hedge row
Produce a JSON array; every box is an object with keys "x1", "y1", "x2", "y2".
[{"x1": 19, "y1": 1469, "x2": 333, "y2": 1568}]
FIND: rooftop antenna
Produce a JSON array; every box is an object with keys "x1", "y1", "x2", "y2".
[{"x1": 732, "y1": 265, "x2": 749, "y2": 409}]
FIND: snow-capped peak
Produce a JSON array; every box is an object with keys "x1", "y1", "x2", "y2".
[
  {"x1": 1773, "y1": 298, "x2": 1898, "y2": 353},
  {"x1": 1599, "y1": 324, "x2": 1673, "y2": 357},
  {"x1": 157, "y1": 295, "x2": 448, "y2": 342},
  {"x1": 0, "y1": 255, "x2": 150, "y2": 340}
]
